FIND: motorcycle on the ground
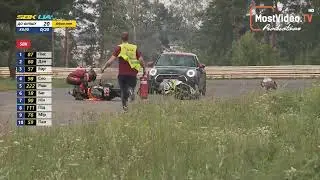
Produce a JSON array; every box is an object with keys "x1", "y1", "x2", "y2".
[
  {"x1": 69, "y1": 79, "x2": 121, "y2": 101},
  {"x1": 159, "y1": 79, "x2": 200, "y2": 100}
]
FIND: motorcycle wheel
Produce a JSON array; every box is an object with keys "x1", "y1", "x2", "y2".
[
  {"x1": 193, "y1": 85, "x2": 201, "y2": 99},
  {"x1": 174, "y1": 84, "x2": 189, "y2": 100},
  {"x1": 74, "y1": 92, "x2": 84, "y2": 100},
  {"x1": 104, "y1": 95, "x2": 115, "y2": 101},
  {"x1": 200, "y1": 83, "x2": 206, "y2": 96},
  {"x1": 71, "y1": 86, "x2": 84, "y2": 100}
]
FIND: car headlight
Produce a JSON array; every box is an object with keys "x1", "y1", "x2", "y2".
[
  {"x1": 186, "y1": 70, "x2": 196, "y2": 77},
  {"x1": 149, "y1": 68, "x2": 157, "y2": 76}
]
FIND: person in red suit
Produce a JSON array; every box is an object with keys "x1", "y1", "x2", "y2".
[{"x1": 66, "y1": 67, "x2": 96, "y2": 100}]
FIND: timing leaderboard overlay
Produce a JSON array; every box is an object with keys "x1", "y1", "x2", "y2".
[
  {"x1": 15, "y1": 14, "x2": 76, "y2": 126},
  {"x1": 16, "y1": 52, "x2": 52, "y2": 126}
]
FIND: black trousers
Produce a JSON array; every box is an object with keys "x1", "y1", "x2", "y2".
[{"x1": 118, "y1": 75, "x2": 137, "y2": 107}]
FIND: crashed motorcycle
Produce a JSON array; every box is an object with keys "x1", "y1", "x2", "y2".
[
  {"x1": 69, "y1": 80, "x2": 121, "y2": 101},
  {"x1": 159, "y1": 79, "x2": 200, "y2": 100}
]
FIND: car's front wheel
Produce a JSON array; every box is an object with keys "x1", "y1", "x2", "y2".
[{"x1": 201, "y1": 83, "x2": 206, "y2": 96}]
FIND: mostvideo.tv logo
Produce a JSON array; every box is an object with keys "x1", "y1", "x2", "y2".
[{"x1": 249, "y1": 5, "x2": 313, "y2": 32}]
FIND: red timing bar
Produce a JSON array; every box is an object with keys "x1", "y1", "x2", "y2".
[{"x1": 16, "y1": 39, "x2": 31, "y2": 49}]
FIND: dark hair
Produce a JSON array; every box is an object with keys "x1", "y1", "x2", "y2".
[{"x1": 121, "y1": 32, "x2": 129, "y2": 41}]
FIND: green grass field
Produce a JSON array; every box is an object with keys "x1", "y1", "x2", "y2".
[
  {"x1": 0, "y1": 85, "x2": 320, "y2": 179},
  {"x1": 0, "y1": 78, "x2": 71, "y2": 91}
]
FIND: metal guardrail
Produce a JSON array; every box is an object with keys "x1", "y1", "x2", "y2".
[{"x1": 1, "y1": 66, "x2": 320, "y2": 79}]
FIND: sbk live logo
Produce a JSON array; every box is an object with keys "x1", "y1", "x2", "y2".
[{"x1": 249, "y1": 5, "x2": 313, "y2": 32}]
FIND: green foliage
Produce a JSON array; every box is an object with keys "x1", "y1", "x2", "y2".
[
  {"x1": 191, "y1": 0, "x2": 320, "y2": 65},
  {"x1": 0, "y1": 25, "x2": 10, "y2": 50},
  {"x1": 91, "y1": 0, "x2": 188, "y2": 63},
  {"x1": 0, "y1": 0, "x2": 74, "y2": 71},
  {"x1": 277, "y1": 15, "x2": 320, "y2": 65},
  {"x1": 83, "y1": 46, "x2": 95, "y2": 65},
  {"x1": 306, "y1": 44, "x2": 320, "y2": 64},
  {"x1": 231, "y1": 32, "x2": 280, "y2": 65},
  {"x1": 1, "y1": 86, "x2": 320, "y2": 179},
  {"x1": 1, "y1": 0, "x2": 318, "y2": 67}
]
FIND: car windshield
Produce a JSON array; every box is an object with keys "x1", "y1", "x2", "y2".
[{"x1": 155, "y1": 54, "x2": 197, "y2": 67}]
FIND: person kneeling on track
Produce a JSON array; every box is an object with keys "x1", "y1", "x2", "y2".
[{"x1": 66, "y1": 67, "x2": 97, "y2": 100}]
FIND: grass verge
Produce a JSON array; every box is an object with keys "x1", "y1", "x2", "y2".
[
  {"x1": 1, "y1": 85, "x2": 320, "y2": 179},
  {"x1": 0, "y1": 78, "x2": 71, "y2": 91}
]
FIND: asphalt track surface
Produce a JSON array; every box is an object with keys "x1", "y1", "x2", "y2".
[{"x1": 0, "y1": 79, "x2": 317, "y2": 126}]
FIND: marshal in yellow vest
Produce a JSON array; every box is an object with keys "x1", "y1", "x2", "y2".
[{"x1": 118, "y1": 43, "x2": 141, "y2": 71}]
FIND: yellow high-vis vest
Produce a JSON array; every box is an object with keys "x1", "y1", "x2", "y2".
[{"x1": 118, "y1": 43, "x2": 141, "y2": 71}]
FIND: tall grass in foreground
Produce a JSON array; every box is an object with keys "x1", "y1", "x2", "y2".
[{"x1": 1, "y1": 86, "x2": 320, "y2": 179}]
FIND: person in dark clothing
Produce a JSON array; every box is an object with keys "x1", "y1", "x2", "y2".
[{"x1": 101, "y1": 32, "x2": 146, "y2": 111}]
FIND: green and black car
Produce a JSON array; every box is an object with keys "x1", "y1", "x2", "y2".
[{"x1": 148, "y1": 52, "x2": 206, "y2": 95}]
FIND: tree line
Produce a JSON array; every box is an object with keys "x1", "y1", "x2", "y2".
[{"x1": 0, "y1": 0, "x2": 319, "y2": 77}]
